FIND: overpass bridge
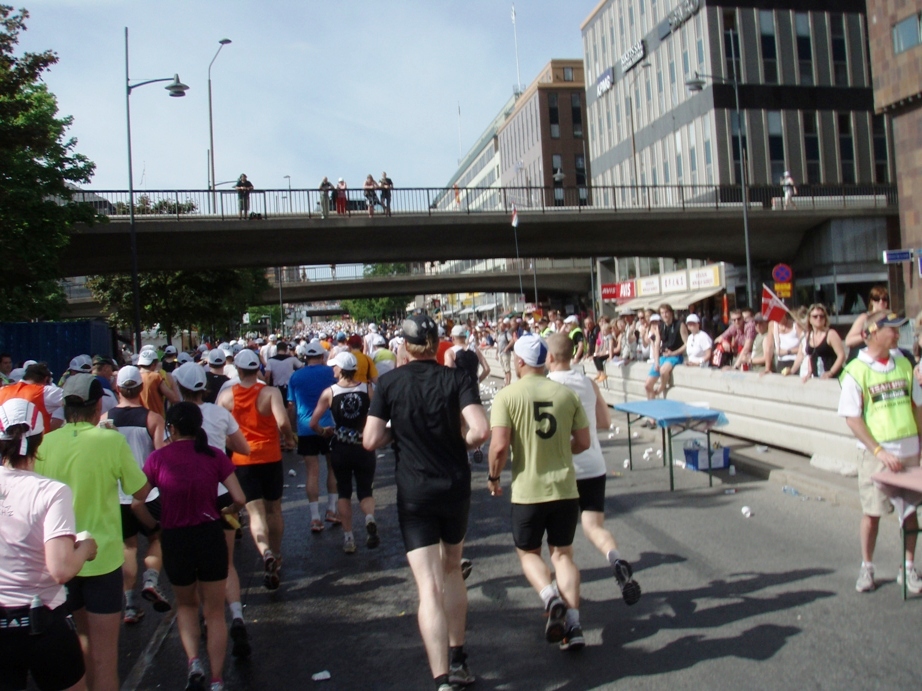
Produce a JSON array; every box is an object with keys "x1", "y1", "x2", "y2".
[{"x1": 63, "y1": 184, "x2": 897, "y2": 276}]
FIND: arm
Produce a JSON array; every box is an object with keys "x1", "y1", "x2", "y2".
[
  {"x1": 761, "y1": 325, "x2": 776, "y2": 374},
  {"x1": 130, "y1": 482, "x2": 158, "y2": 530},
  {"x1": 487, "y1": 426, "x2": 510, "y2": 496},
  {"x1": 363, "y1": 415, "x2": 392, "y2": 450},
  {"x1": 845, "y1": 416, "x2": 903, "y2": 472},
  {"x1": 268, "y1": 388, "x2": 297, "y2": 449},
  {"x1": 309, "y1": 388, "x2": 334, "y2": 436},
  {"x1": 444, "y1": 348, "x2": 456, "y2": 368},
  {"x1": 160, "y1": 376, "x2": 181, "y2": 404},
  {"x1": 148, "y1": 412, "x2": 167, "y2": 450},
  {"x1": 824, "y1": 330, "x2": 847, "y2": 379},
  {"x1": 845, "y1": 314, "x2": 867, "y2": 349},
  {"x1": 592, "y1": 380, "x2": 611, "y2": 429},
  {"x1": 220, "y1": 471, "x2": 247, "y2": 514},
  {"x1": 571, "y1": 426, "x2": 591, "y2": 455},
  {"x1": 475, "y1": 349, "x2": 491, "y2": 382},
  {"x1": 225, "y1": 429, "x2": 250, "y2": 456},
  {"x1": 45, "y1": 536, "x2": 97, "y2": 584},
  {"x1": 461, "y1": 403, "x2": 490, "y2": 450}
]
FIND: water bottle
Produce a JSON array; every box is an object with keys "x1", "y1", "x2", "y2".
[
  {"x1": 816, "y1": 358, "x2": 825, "y2": 377},
  {"x1": 782, "y1": 485, "x2": 799, "y2": 496},
  {"x1": 29, "y1": 594, "x2": 45, "y2": 635}
]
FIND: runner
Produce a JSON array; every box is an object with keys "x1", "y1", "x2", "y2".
[
  {"x1": 545, "y1": 333, "x2": 642, "y2": 605},
  {"x1": 310, "y1": 352, "x2": 379, "y2": 554},
  {"x1": 371, "y1": 334, "x2": 397, "y2": 376},
  {"x1": 264, "y1": 341, "x2": 302, "y2": 403},
  {"x1": 139, "y1": 349, "x2": 180, "y2": 417},
  {"x1": 364, "y1": 314, "x2": 489, "y2": 691},
  {"x1": 217, "y1": 350, "x2": 296, "y2": 591},
  {"x1": 488, "y1": 334, "x2": 591, "y2": 652},
  {"x1": 287, "y1": 342, "x2": 340, "y2": 532},
  {"x1": 203, "y1": 348, "x2": 230, "y2": 404}
]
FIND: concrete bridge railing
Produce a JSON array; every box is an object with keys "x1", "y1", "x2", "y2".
[{"x1": 480, "y1": 349, "x2": 856, "y2": 476}]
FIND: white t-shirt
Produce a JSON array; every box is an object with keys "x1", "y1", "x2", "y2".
[
  {"x1": 259, "y1": 344, "x2": 278, "y2": 364},
  {"x1": 685, "y1": 331, "x2": 713, "y2": 364},
  {"x1": 838, "y1": 349, "x2": 922, "y2": 457},
  {"x1": 546, "y1": 369, "x2": 607, "y2": 480},
  {"x1": 0, "y1": 466, "x2": 76, "y2": 608},
  {"x1": 200, "y1": 402, "x2": 240, "y2": 496},
  {"x1": 265, "y1": 355, "x2": 302, "y2": 388}
]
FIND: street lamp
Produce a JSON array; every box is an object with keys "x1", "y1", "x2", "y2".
[
  {"x1": 208, "y1": 38, "x2": 232, "y2": 214},
  {"x1": 686, "y1": 52, "x2": 753, "y2": 308},
  {"x1": 283, "y1": 175, "x2": 292, "y2": 213},
  {"x1": 124, "y1": 27, "x2": 189, "y2": 352}
]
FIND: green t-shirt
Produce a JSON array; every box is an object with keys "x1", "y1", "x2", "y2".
[
  {"x1": 36, "y1": 422, "x2": 147, "y2": 577},
  {"x1": 491, "y1": 373, "x2": 589, "y2": 504}
]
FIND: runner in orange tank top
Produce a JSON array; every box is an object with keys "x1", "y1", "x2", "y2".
[
  {"x1": 217, "y1": 349, "x2": 296, "y2": 591},
  {"x1": 0, "y1": 363, "x2": 60, "y2": 432}
]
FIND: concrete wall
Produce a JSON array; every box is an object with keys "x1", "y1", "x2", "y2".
[{"x1": 482, "y1": 349, "x2": 857, "y2": 476}]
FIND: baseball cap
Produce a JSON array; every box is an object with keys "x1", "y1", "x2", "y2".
[
  {"x1": 502, "y1": 318, "x2": 511, "y2": 324},
  {"x1": 303, "y1": 342, "x2": 325, "y2": 358},
  {"x1": 685, "y1": 314, "x2": 700, "y2": 324},
  {"x1": 62, "y1": 373, "x2": 104, "y2": 407},
  {"x1": 347, "y1": 334, "x2": 363, "y2": 348},
  {"x1": 137, "y1": 350, "x2": 158, "y2": 366},
  {"x1": 369, "y1": 323, "x2": 378, "y2": 332},
  {"x1": 328, "y1": 352, "x2": 358, "y2": 370},
  {"x1": 116, "y1": 366, "x2": 142, "y2": 388},
  {"x1": 513, "y1": 334, "x2": 548, "y2": 367},
  {"x1": 621, "y1": 308, "x2": 636, "y2": 316},
  {"x1": 336, "y1": 331, "x2": 347, "y2": 342},
  {"x1": 373, "y1": 335, "x2": 386, "y2": 347},
  {"x1": 235, "y1": 350, "x2": 260, "y2": 371},
  {"x1": 269, "y1": 334, "x2": 277, "y2": 342},
  {"x1": 171, "y1": 362, "x2": 206, "y2": 392},
  {"x1": 163, "y1": 345, "x2": 178, "y2": 356},
  {"x1": 866, "y1": 311, "x2": 908, "y2": 336},
  {"x1": 450, "y1": 325, "x2": 467, "y2": 338},
  {"x1": 92, "y1": 355, "x2": 116, "y2": 368},
  {"x1": 8, "y1": 368, "x2": 24, "y2": 383},
  {"x1": 0, "y1": 398, "x2": 44, "y2": 453},
  {"x1": 650, "y1": 315, "x2": 662, "y2": 322},
  {"x1": 207, "y1": 349, "x2": 227, "y2": 366},
  {"x1": 221, "y1": 347, "x2": 234, "y2": 360},
  {"x1": 563, "y1": 315, "x2": 578, "y2": 324},
  {"x1": 177, "y1": 352, "x2": 193, "y2": 364},
  {"x1": 69, "y1": 354, "x2": 92, "y2": 373},
  {"x1": 402, "y1": 315, "x2": 438, "y2": 346},
  {"x1": 255, "y1": 338, "x2": 265, "y2": 345}
]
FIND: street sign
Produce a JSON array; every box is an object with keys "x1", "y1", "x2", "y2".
[
  {"x1": 771, "y1": 263, "x2": 793, "y2": 283},
  {"x1": 883, "y1": 249, "x2": 913, "y2": 264},
  {"x1": 774, "y1": 282, "x2": 792, "y2": 298}
]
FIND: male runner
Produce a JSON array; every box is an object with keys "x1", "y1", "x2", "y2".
[
  {"x1": 488, "y1": 334, "x2": 591, "y2": 651},
  {"x1": 364, "y1": 315, "x2": 489, "y2": 691}
]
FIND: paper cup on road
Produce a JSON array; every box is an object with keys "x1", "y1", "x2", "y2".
[
  {"x1": 288, "y1": 469, "x2": 296, "y2": 477},
  {"x1": 632, "y1": 432, "x2": 639, "y2": 438},
  {"x1": 312, "y1": 670, "x2": 332, "y2": 681},
  {"x1": 729, "y1": 465, "x2": 736, "y2": 476},
  {"x1": 623, "y1": 459, "x2": 630, "y2": 468},
  {"x1": 741, "y1": 506, "x2": 752, "y2": 517}
]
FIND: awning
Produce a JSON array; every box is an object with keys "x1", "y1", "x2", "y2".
[
  {"x1": 617, "y1": 286, "x2": 723, "y2": 312},
  {"x1": 475, "y1": 303, "x2": 497, "y2": 313},
  {"x1": 458, "y1": 307, "x2": 475, "y2": 316}
]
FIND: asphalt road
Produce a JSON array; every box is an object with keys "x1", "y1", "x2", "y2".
[{"x1": 115, "y1": 409, "x2": 920, "y2": 691}]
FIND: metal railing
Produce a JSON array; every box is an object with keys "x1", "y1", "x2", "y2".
[{"x1": 71, "y1": 183, "x2": 898, "y2": 221}]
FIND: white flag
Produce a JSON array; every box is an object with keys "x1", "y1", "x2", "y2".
[{"x1": 511, "y1": 4, "x2": 516, "y2": 23}]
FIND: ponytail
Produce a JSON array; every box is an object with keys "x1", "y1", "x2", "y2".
[{"x1": 194, "y1": 427, "x2": 214, "y2": 457}]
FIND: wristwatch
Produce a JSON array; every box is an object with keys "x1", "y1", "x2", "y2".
[{"x1": 488, "y1": 474, "x2": 500, "y2": 482}]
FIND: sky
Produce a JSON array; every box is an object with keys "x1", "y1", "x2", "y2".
[{"x1": 18, "y1": 0, "x2": 597, "y2": 192}]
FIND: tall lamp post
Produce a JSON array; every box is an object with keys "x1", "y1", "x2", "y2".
[
  {"x1": 124, "y1": 27, "x2": 189, "y2": 352},
  {"x1": 283, "y1": 175, "x2": 292, "y2": 213},
  {"x1": 208, "y1": 38, "x2": 232, "y2": 214},
  {"x1": 686, "y1": 55, "x2": 753, "y2": 308},
  {"x1": 625, "y1": 62, "x2": 651, "y2": 192}
]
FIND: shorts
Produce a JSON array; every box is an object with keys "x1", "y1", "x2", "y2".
[
  {"x1": 65, "y1": 567, "x2": 122, "y2": 615},
  {"x1": 500, "y1": 351, "x2": 512, "y2": 374},
  {"x1": 576, "y1": 475, "x2": 607, "y2": 513},
  {"x1": 161, "y1": 521, "x2": 228, "y2": 586},
  {"x1": 0, "y1": 605, "x2": 84, "y2": 691},
  {"x1": 236, "y1": 460, "x2": 284, "y2": 503},
  {"x1": 330, "y1": 444, "x2": 376, "y2": 501},
  {"x1": 857, "y1": 448, "x2": 920, "y2": 517},
  {"x1": 298, "y1": 434, "x2": 331, "y2": 457},
  {"x1": 649, "y1": 355, "x2": 684, "y2": 378},
  {"x1": 511, "y1": 499, "x2": 580, "y2": 551},
  {"x1": 120, "y1": 498, "x2": 162, "y2": 540},
  {"x1": 398, "y1": 498, "x2": 470, "y2": 552}
]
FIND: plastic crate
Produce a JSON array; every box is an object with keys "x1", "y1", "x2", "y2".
[{"x1": 683, "y1": 445, "x2": 730, "y2": 471}]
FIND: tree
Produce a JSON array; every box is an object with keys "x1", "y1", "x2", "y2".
[
  {"x1": 0, "y1": 6, "x2": 98, "y2": 321},
  {"x1": 340, "y1": 263, "x2": 414, "y2": 323},
  {"x1": 86, "y1": 268, "x2": 269, "y2": 344}
]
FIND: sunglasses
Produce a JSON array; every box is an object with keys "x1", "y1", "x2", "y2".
[{"x1": 810, "y1": 313, "x2": 826, "y2": 319}]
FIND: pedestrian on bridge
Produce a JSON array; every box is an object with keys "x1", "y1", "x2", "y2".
[
  {"x1": 364, "y1": 174, "x2": 379, "y2": 217},
  {"x1": 235, "y1": 174, "x2": 254, "y2": 220},
  {"x1": 319, "y1": 176, "x2": 334, "y2": 219},
  {"x1": 379, "y1": 171, "x2": 393, "y2": 216},
  {"x1": 335, "y1": 177, "x2": 348, "y2": 215}
]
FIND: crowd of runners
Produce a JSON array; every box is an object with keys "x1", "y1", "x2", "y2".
[{"x1": 0, "y1": 313, "x2": 643, "y2": 691}]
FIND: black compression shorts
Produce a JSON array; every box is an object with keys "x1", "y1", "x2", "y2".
[
  {"x1": 511, "y1": 499, "x2": 580, "y2": 551},
  {"x1": 576, "y1": 475, "x2": 607, "y2": 514},
  {"x1": 0, "y1": 605, "x2": 85, "y2": 691},
  {"x1": 397, "y1": 498, "x2": 470, "y2": 552},
  {"x1": 161, "y1": 521, "x2": 228, "y2": 586},
  {"x1": 330, "y1": 445, "x2": 376, "y2": 501},
  {"x1": 236, "y1": 461, "x2": 284, "y2": 503}
]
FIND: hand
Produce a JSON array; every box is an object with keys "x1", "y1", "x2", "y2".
[
  {"x1": 77, "y1": 537, "x2": 98, "y2": 562},
  {"x1": 821, "y1": 372, "x2": 834, "y2": 380},
  {"x1": 487, "y1": 479, "x2": 503, "y2": 497},
  {"x1": 877, "y1": 449, "x2": 903, "y2": 473}
]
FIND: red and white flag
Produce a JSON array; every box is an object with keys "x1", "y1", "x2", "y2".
[
  {"x1": 761, "y1": 284, "x2": 790, "y2": 323},
  {"x1": 511, "y1": 203, "x2": 519, "y2": 228}
]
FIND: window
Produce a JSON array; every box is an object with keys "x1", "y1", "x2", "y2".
[
  {"x1": 571, "y1": 93, "x2": 583, "y2": 138},
  {"x1": 767, "y1": 111, "x2": 785, "y2": 183},
  {"x1": 681, "y1": 28, "x2": 690, "y2": 76},
  {"x1": 675, "y1": 130, "x2": 683, "y2": 182},
  {"x1": 554, "y1": 187, "x2": 564, "y2": 206},
  {"x1": 831, "y1": 14, "x2": 848, "y2": 86},
  {"x1": 657, "y1": 69, "x2": 665, "y2": 111},
  {"x1": 548, "y1": 92, "x2": 560, "y2": 139},
  {"x1": 893, "y1": 14, "x2": 922, "y2": 54},
  {"x1": 552, "y1": 154, "x2": 562, "y2": 173},
  {"x1": 689, "y1": 125, "x2": 698, "y2": 182},
  {"x1": 839, "y1": 113, "x2": 855, "y2": 183},
  {"x1": 575, "y1": 155, "x2": 586, "y2": 186},
  {"x1": 873, "y1": 115, "x2": 889, "y2": 183},
  {"x1": 803, "y1": 111, "x2": 821, "y2": 183},
  {"x1": 696, "y1": 13, "x2": 704, "y2": 67},
  {"x1": 760, "y1": 11, "x2": 777, "y2": 84},
  {"x1": 724, "y1": 11, "x2": 741, "y2": 80},
  {"x1": 563, "y1": 66, "x2": 574, "y2": 81},
  {"x1": 796, "y1": 13, "x2": 813, "y2": 85}
]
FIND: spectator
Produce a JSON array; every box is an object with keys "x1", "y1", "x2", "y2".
[
  {"x1": 774, "y1": 311, "x2": 805, "y2": 376},
  {"x1": 235, "y1": 174, "x2": 253, "y2": 220},
  {"x1": 378, "y1": 172, "x2": 393, "y2": 217},
  {"x1": 749, "y1": 315, "x2": 771, "y2": 373},
  {"x1": 495, "y1": 319, "x2": 514, "y2": 387},
  {"x1": 319, "y1": 176, "x2": 334, "y2": 219},
  {"x1": 790, "y1": 304, "x2": 846, "y2": 380},
  {"x1": 683, "y1": 314, "x2": 713, "y2": 367},
  {"x1": 781, "y1": 170, "x2": 798, "y2": 209},
  {"x1": 715, "y1": 308, "x2": 756, "y2": 370},
  {"x1": 845, "y1": 285, "x2": 890, "y2": 355},
  {"x1": 0, "y1": 352, "x2": 12, "y2": 385},
  {"x1": 644, "y1": 304, "x2": 688, "y2": 405},
  {"x1": 335, "y1": 177, "x2": 348, "y2": 215},
  {"x1": 363, "y1": 174, "x2": 379, "y2": 217}
]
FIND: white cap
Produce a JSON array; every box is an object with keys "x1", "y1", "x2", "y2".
[
  {"x1": 373, "y1": 335, "x2": 386, "y2": 346},
  {"x1": 0, "y1": 398, "x2": 44, "y2": 454},
  {"x1": 171, "y1": 362, "x2": 207, "y2": 392},
  {"x1": 686, "y1": 314, "x2": 700, "y2": 324},
  {"x1": 513, "y1": 335, "x2": 548, "y2": 367},
  {"x1": 207, "y1": 349, "x2": 227, "y2": 366},
  {"x1": 327, "y1": 352, "x2": 358, "y2": 370},
  {"x1": 369, "y1": 323, "x2": 378, "y2": 332},
  {"x1": 451, "y1": 325, "x2": 467, "y2": 337},
  {"x1": 116, "y1": 365, "x2": 142, "y2": 388},
  {"x1": 502, "y1": 318, "x2": 511, "y2": 324},
  {"x1": 563, "y1": 315, "x2": 578, "y2": 324},
  {"x1": 177, "y1": 352, "x2": 193, "y2": 364},
  {"x1": 235, "y1": 350, "x2": 260, "y2": 371},
  {"x1": 650, "y1": 315, "x2": 662, "y2": 322},
  {"x1": 8, "y1": 368, "x2": 25, "y2": 383},
  {"x1": 269, "y1": 334, "x2": 277, "y2": 341},
  {"x1": 137, "y1": 350, "x2": 158, "y2": 366},
  {"x1": 163, "y1": 345, "x2": 178, "y2": 356},
  {"x1": 303, "y1": 342, "x2": 326, "y2": 358},
  {"x1": 69, "y1": 354, "x2": 92, "y2": 372}
]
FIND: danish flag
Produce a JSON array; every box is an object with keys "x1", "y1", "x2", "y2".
[
  {"x1": 761, "y1": 284, "x2": 790, "y2": 323},
  {"x1": 511, "y1": 204, "x2": 519, "y2": 228}
]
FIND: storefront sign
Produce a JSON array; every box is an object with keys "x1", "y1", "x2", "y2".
[
  {"x1": 637, "y1": 275, "x2": 661, "y2": 296},
  {"x1": 596, "y1": 67, "x2": 614, "y2": 98},
  {"x1": 661, "y1": 271, "x2": 688, "y2": 293},
  {"x1": 689, "y1": 264, "x2": 721, "y2": 289},
  {"x1": 620, "y1": 41, "x2": 645, "y2": 73},
  {"x1": 658, "y1": 0, "x2": 700, "y2": 39},
  {"x1": 601, "y1": 280, "x2": 636, "y2": 301}
]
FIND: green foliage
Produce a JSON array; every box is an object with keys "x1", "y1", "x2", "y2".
[
  {"x1": 0, "y1": 6, "x2": 98, "y2": 321},
  {"x1": 86, "y1": 268, "x2": 269, "y2": 342},
  {"x1": 113, "y1": 194, "x2": 198, "y2": 215},
  {"x1": 341, "y1": 263, "x2": 413, "y2": 323},
  {"x1": 246, "y1": 305, "x2": 282, "y2": 334}
]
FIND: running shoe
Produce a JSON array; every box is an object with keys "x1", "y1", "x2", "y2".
[
  {"x1": 230, "y1": 618, "x2": 251, "y2": 658},
  {"x1": 472, "y1": 448, "x2": 484, "y2": 464},
  {"x1": 209, "y1": 683, "x2": 225, "y2": 691},
  {"x1": 436, "y1": 684, "x2": 455, "y2": 691},
  {"x1": 612, "y1": 559, "x2": 642, "y2": 605},
  {"x1": 544, "y1": 596, "x2": 568, "y2": 643},
  {"x1": 449, "y1": 655, "x2": 476, "y2": 686},
  {"x1": 123, "y1": 604, "x2": 144, "y2": 625},
  {"x1": 263, "y1": 550, "x2": 280, "y2": 590},
  {"x1": 855, "y1": 563, "x2": 875, "y2": 593},
  {"x1": 897, "y1": 566, "x2": 922, "y2": 594},
  {"x1": 460, "y1": 558, "x2": 473, "y2": 581},
  {"x1": 559, "y1": 625, "x2": 585, "y2": 652},
  {"x1": 310, "y1": 519, "x2": 324, "y2": 533},
  {"x1": 186, "y1": 658, "x2": 206, "y2": 691},
  {"x1": 366, "y1": 519, "x2": 380, "y2": 548},
  {"x1": 343, "y1": 536, "x2": 356, "y2": 554},
  {"x1": 141, "y1": 579, "x2": 172, "y2": 612},
  {"x1": 325, "y1": 510, "x2": 342, "y2": 525}
]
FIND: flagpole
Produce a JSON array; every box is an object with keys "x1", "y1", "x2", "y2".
[
  {"x1": 512, "y1": 4, "x2": 522, "y2": 93},
  {"x1": 511, "y1": 204, "x2": 525, "y2": 304},
  {"x1": 457, "y1": 102, "x2": 462, "y2": 165}
]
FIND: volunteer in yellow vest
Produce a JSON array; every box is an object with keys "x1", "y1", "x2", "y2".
[
  {"x1": 563, "y1": 315, "x2": 586, "y2": 363},
  {"x1": 838, "y1": 311, "x2": 922, "y2": 594}
]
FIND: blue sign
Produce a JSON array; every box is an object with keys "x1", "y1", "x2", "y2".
[
  {"x1": 883, "y1": 249, "x2": 913, "y2": 264},
  {"x1": 918, "y1": 256, "x2": 922, "y2": 278}
]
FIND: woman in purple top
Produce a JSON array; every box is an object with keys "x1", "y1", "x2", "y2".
[{"x1": 139, "y1": 402, "x2": 245, "y2": 691}]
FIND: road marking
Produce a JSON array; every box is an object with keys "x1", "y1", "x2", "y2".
[{"x1": 120, "y1": 610, "x2": 176, "y2": 691}]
